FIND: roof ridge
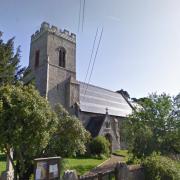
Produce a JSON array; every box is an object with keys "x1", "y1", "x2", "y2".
[{"x1": 79, "y1": 81, "x2": 120, "y2": 95}]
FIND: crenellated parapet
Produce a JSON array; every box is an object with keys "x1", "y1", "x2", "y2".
[{"x1": 31, "y1": 22, "x2": 76, "y2": 43}]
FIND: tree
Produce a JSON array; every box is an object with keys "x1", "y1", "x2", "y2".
[
  {"x1": 0, "y1": 84, "x2": 57, "y2": 179},
  {"x1": 45, "y1": 104, "x2": 90, "y2": 157},
  {"x1": 0, "y1": 32, "x2": 26, "y2": 85},
  {"x1": 123, "y1": 93, "x2": 180, "y2": 159},
  {"x1": 117, "y1": 89, "x2": 130, "y2": 99}
]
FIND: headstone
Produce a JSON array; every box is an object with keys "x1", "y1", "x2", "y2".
[
  {"x1": 115, "y1": 162, "x2": 129, "y2": 180},
  {"x1": 63, "y1": 170, "x2": 78, "y2": 180}
]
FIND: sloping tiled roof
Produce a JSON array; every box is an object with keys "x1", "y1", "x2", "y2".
[
  {"x1": 86, "y1": 116, "x2": 105, "y2": 137},
  {"x1": 79, "y1": 82, "x2": 132, "y2": 117}
]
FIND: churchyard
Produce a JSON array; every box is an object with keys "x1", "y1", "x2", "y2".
[{"x1": 0, "y1": 23, "x2": 179, "y2": 180}]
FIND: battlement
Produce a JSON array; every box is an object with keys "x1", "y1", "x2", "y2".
[{"x1": 31, "y1": 22, "x2": 76, "y2": 43}]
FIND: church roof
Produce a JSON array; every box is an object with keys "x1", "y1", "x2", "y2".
[
  {"x1": 79, "y1": 82, "x2": 132, "y2": 117},
  {"x1": 86, "y1": 116, "x2": 105, "y2": 137}
]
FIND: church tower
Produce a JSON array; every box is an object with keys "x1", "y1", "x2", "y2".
[{"x1": 29, "y1": 22, "x2": 79, "y2": 111}]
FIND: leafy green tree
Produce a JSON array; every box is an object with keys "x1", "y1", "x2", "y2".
[
  {"x1": 117, "y1": 89, "x2": 130, "y2": 99},
  {"x1": 45, "y1": 104, "x2": 90, "y2": 157},
  {"x1": 0, "y1": 32, "x2": 25, "y2": 85},
  {"x1": 0, "y1": 84, "x2": 57, "y2": 179},
  {"x1": 123, "y1": 93, "x2": 180, "y2": 159}
]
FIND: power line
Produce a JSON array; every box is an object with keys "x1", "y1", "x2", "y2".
[
  {"x1": 82, "y1": 0, "x2": 86, "y2": 32},
  {"x1": 84, "y1": 28, "x2": 104, "y2": 97},
  {"x1": 82, "y1": 28, "x2": 99, "y2": 89},
  {"x1": 78, "y1": 0, "x2": 82, "y2": 32}
]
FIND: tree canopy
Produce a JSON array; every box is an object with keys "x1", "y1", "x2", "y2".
[
  {"x1": 0, "y1": 32, "x2": 25, "y2": 85},
  {"x1": 117, "y1": 89, "x2": 130, "y2": 99},
  {"x1": 123, "y1": 93, "x2": 180, "y2": 158},
  {"x1": 45, "y1": 104, "x2": 90, "y2": 157},
  {"x1": 0, "y1": 84, "x2": 57, "y2": 179}
]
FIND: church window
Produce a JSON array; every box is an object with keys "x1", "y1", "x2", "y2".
[
  {"x1": 106, "y1": 121, "x2": 110, "y2": 128},
  {"x1": 34, "y1": 50, "x2": 40, "y2": 68},
  {"x1": 59, "y1": 47, "x2": 66, "y2": 68}
]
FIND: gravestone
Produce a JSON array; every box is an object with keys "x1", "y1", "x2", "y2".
[
  {"x1": 115, "y1": 162, "x2": 129, "y2": 180},
  {"x1": 63, "y1": 170, "x2": 78, "y2": 180}
]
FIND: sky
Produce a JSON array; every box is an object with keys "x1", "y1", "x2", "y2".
[{"x1": 0, "y1": 0, "x2": 180, "y2": 98}]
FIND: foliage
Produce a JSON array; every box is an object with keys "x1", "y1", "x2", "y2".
[
  {"x1": 63, "y1": 157, "x2": 106, "y2": 175},
  {"x1": 176, "y1": 161, "x2": 180, "y2": 170},
  {"x1": 0, "y1": 84, "x2": 57, "y2": 179},
  {"x1": 89, "y1": 136, "x2": 110, "y2": 157},
  {"x1": 117, "y1": 89, "x2": 130, "y2": 99},
  {"x1": 45, "y1": 104, "x2": 90, "y2": 157},
  {"x1": 123, "y1": 93, "x2": 180, "y2": 158},
  {"x1": 142, "y1": 153, "x2": 180, "y2": 180},
  {"x1": 0, "y1": 32, "x2": 25, "y2": 85}
]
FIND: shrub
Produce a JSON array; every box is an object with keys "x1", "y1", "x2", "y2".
[
  {"x1": 142, "y1": 153, "x2": 180, "y2": 180},
  {"x1": 89, "y1": 136, "x2": 110, "y2": 157}
]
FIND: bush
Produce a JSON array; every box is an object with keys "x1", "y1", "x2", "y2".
[
  {"x1": 89, "y1": 136, "x2": 110, "y2": 157},
  {"x1": 142, "y1": 153, "x2": 180, "y2": 180}
]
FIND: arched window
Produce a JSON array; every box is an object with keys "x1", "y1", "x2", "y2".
[
  {"x1": 34, "y1": 50, "x2": 40, "y2": 68},
  {"x1": 59, "y1": 47, "x2": 66, "y2": 68},
  {"x1": 105, "y1": 121, "x2": 110, "y2": 128}
]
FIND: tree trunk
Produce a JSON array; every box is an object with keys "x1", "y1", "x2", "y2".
[{"x1": 5, "y1": 147, "x2": 15, "y2": 180}]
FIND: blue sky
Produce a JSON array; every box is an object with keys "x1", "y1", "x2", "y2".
[{"x1": 0, "y1": 0, "x2": 180, "y2": 98}]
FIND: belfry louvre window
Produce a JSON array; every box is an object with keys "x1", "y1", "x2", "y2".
[
  {"x1": 59, "y1": 47, "x2": 66, "y2": 68},
  {"x1": 35, "y1": 50, "x2": 40, "y2": 68}
]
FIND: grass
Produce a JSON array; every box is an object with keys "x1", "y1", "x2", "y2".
[
  {"x1": 0, "y1": 152, "x2": 106, "y2": 177},
  {"x1": 113, "y1": 150, "x2": 128, "y2": 157},
  {"x1": 113, "y1": 149, "x2": 129, "y2": 162},
  {"x1": 63, "y1": 157, "x2": 106, "y2": 175},
  {"x1": 0, "y1": 153, "x2": 6, "y2": 176}
]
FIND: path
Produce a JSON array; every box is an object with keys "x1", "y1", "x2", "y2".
[{"x1": 85, "y1": 155, "x2": 124, "y2": 176}]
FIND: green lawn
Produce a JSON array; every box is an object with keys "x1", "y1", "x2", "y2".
[
  {"x1": 63, "y1": 157, "x2": 106, "y2": 175},
  {"x1": 113, "y1": 150, "x2": 129, "y2": 162},
  {"x1": 0, "y1": 153, "x2": 6, "y2": 176},
  {"x1": 113, "y1": 150, "x2": 128, "y2": 157},
  {"x1": 0, "y1": 154, "x2": 106, "y2": 177}
]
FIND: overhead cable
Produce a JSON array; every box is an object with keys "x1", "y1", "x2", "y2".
[
  {"x1": 84, "y1": 28, "x2": 104, "y2": 97},
  {"x1": 78, "y1": 0, "x2": 82, "y2": 32},
  {"x1": 82, "y1": 28, "x2": 99, "y2": 89},
  {"x1": 82, "y1": 0, "x2": 86, "y2": 32}
]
